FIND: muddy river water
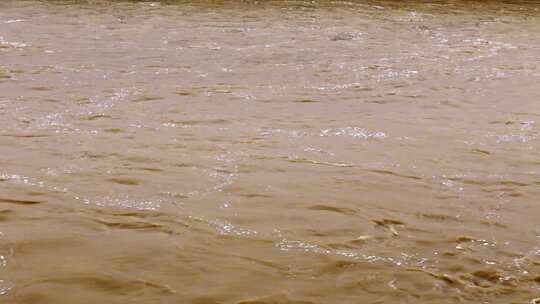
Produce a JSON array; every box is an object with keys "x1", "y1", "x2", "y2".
[{"x1": 1, "y1": 0, "x2": 540, "y2": 303}]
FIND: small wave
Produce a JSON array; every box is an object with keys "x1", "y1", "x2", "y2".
[{"x1": 320, "y1": 127, "x2": 387, "y2": 139}]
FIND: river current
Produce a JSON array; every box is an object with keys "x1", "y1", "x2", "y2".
[{"x1": 1, "y1": 1, "x2": 540, "y2": 303}]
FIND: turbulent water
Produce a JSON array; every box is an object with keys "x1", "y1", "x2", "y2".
[{"x1": 1, "y1": 0, "x2": 540, "y2": 303}]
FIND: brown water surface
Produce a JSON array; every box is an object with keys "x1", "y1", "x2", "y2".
[{"x1": 1, "y1": 1, "x2": 540, "y2": 303}]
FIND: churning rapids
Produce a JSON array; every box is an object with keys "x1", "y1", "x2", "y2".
[{"x1": 1, "y1": 0, "x2": 540, "y2": 303}]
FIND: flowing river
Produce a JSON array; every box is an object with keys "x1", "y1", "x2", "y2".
[{"x1": 1, "y1": 1, "x2": 540, "y2": 303}]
